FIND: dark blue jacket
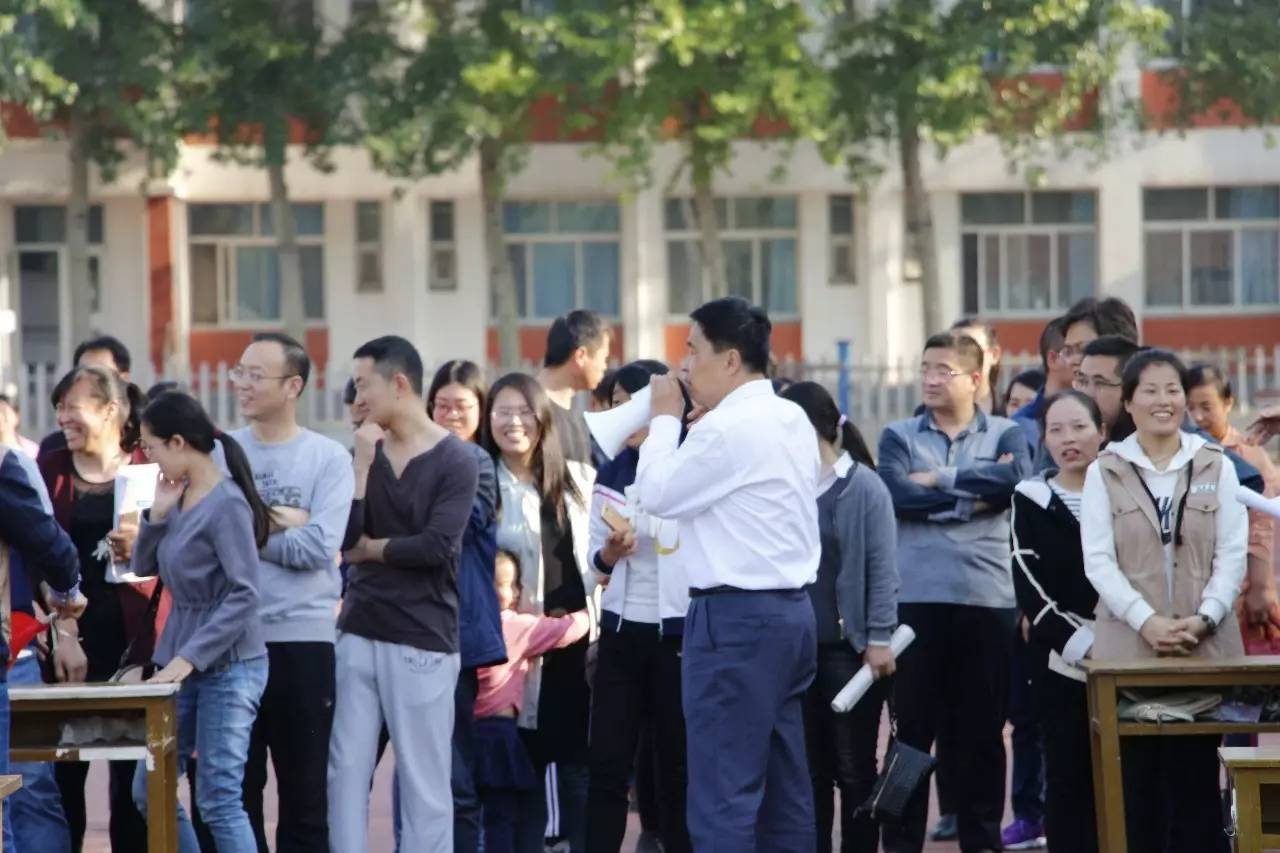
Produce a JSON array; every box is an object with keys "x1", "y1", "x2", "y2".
[{"x1": 458, "y1": 444, "x2": 506, "y2": 670}]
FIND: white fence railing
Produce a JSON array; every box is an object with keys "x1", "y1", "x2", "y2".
[{"x1": 8, "y1": 346, "x2": 1280, "y2": 447}]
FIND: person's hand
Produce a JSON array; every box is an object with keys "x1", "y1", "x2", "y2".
[
  {"x1": 107, "y1": 516, "x2": 139, "y2": 563},
  {"x1": 1138, "y1": 615, "x2": 1199, "y2": 655},
  {"x1": 1246, "y1": 405, "x2": 1280, "y2": 446},
  {"x1": 342, "y1": 536, "x2": 383, "y2": 565},
  {"x1": 150, "y1": 473, "x2": 185, "y2": 520},
  {"x1": 864, "y1": 644, "x2": 896, "y2": 680},
  {"x1": 600, "y1": 529, "x2": 637, "y2": 567},
  {"x1": 649, "y1": 375, "x2": 685, "y2": 420},
  {"x1": 148, "y1": 656, "x2": 194, "y2": 684},
  {"x1": 907, "y1": 470, "x2": 939, "y2": 488},
  {"x1": 270, "y1": 506, "x2": 311, "y2": 532},
  {"x1": 998, "y1": 452, "x2": 1015, "y2": 463},
  {"x1": 54, "y1": 625, "x2": 88, "y2": 683},
  {"x1": 44, "y1": 585, "x2": 88, "y2": 621},
  {"x1": 353, "y1": 422, "x2": 385, "y2": 473},
  {"x1": 684, "y1": 404, "x2": 708, "y2": 428},
  {"x1": 1244, "y1": 584, "x2": 1278, "y2": 626},
  {"x1": 1020, "y1": 613, "x2": 1031, "y2": 643}
]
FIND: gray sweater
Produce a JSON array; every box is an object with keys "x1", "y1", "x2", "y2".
[
  {"x1": 808, "y1": 457, "x2": 899, "y2": 650},
  {"x1": 132, "y1": 479, "x2": 266, "y2": 671},
  {"x1": 230, "y1": 427, "x2": 354, "y2": 644}
]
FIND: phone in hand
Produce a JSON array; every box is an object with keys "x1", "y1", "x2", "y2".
[{"x1": 601, "y1": 503, "x2": 632, "y2": 535}]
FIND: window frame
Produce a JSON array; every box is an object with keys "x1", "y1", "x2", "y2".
[
  {"x1": 663, "y1": 194, "x2": 801, "y2": 319},
  {"x1": 960, "y1": 190, "x2": 1099, "y2": 317},
  {"x1": 13, "y1": 204, "x2": 106, "y2": 316},
  {"x1": 355, "y1": 200, "x2": 384, "y2": 294},
  {"x1": 1142, "y1": 183, "x2": 1280, "y2": 312},
  {"x1": 428, "y1": 200, "x2": 457, "y2": 292},
  {"x1": 829, "y1": 194, "x2": 857, "y2": 286},
  {"x1": 187, "y1": 202, "x2": 327, "y2": 328},
  {"x1": 498, "y1": 198, "x2": 623, "y2": 322}
]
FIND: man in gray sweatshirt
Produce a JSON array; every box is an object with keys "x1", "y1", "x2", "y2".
[{"x1": 230, "y1": 333, "x2": 354, "y2": 853}]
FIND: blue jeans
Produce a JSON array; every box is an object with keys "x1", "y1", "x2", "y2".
[
  {"x1": 133, "y1": 657, "x2": 268, "y2": 853},
  {"x1": 3, "y1": 653, "x2": 71, "y2": 853}
]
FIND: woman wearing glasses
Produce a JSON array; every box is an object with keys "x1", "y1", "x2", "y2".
[
  {"x1": 484, "y1": 373, "x2": 596, "y2": 853},
  {"x1": 1082, "y1": 349, "x2": 1246, "y2": 853}
]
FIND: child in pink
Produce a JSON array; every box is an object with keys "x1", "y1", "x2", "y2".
[{"x1": 475, "y1": 550, "x2": 589, "y2": 852}]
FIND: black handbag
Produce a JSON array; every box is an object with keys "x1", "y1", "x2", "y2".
[
  {"x1": 108, "y1": 580, "x2": 165, "y2": 684},
  {"x1": 857, "y1": 695, "x2": 935, "y2": 821}
]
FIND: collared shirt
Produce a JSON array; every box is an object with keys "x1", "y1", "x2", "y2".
[
  {"x1": 635, "y1": 379, "x2": 821, "y2": 591},
  {"x1": 818, "y1": 451, "x2": 854, "y2": 497}
]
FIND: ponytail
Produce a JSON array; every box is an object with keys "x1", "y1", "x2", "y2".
[
  {"x1": 121, "y1": 382, "x2": 145, "y2": 452},
  {"x1": 780, "y1": 381, "x2": 875, "y2": 469},
  {"x1": 839, "y1": 420, "x2": 876, "y2": 470},
  {"x1": 216, "y1": 432, "x2": 271, "y2": 548}
]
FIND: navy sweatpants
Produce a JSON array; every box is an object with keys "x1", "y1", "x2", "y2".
[{"x1": 682, "y1": 589, "x2": 817, "y2": 853}]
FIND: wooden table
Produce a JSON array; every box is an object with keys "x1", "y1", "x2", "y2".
[
  {"x1": 0, "y1": 775, "x2": 21, "y2": 800},
  {"x1": 8, "y1": 682, "x2": 181, "y2": 853},
  {"x1": 1220, "y1": 746, "x2": 1280, "y2": 852},
  {"x1": 1085, "y1": 656, "x2": 1280, "y2": 853}
]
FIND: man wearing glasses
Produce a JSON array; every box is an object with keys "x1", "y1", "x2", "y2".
[
  {"x1": 229, "y1": 332, "x2": 355, "y2": 853},
  {"x1": 1073, "y1": 336, "x2": 1143, "y2": 438},
  {"x1": 877, "y1": 332, "x2": 1031, "y2": 853}
]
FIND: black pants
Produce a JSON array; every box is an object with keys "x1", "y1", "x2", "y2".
[
  {"x1": 55, "y1": 759, "x2": 147, "y2": 853},
  {"x1": 243, "y1": 642, "x2": 335, "y2": 853},
  {"x1": 453, "y1": 668, "x2": 483, "y2": 853},
  {"x1": 1029, "y1": 655, "x2": 1097, "y2": 853},
  {"x1": 802, "y1": 643, "x2": 887, "y2": 853},
  {"x1": 1121, "y1": 735, "x2": 1228, "y2": 853},
  {"x1": 585, "y1": 622, "x2": 690, "y2": 853},
  {"x1": 1007, "y1": 627, "x2": 1045, "y2": 823},
  {"x1": 882, "y1": 603, "x2": 1016, "y2": 853}
]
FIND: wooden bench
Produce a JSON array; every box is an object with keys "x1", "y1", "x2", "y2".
[
  {"x1": 0, "y1": 775, "x2": 21, "y2": 801},
  {"x1": 1221, "y1": 747, "x2": 1280, "y2": 852}
]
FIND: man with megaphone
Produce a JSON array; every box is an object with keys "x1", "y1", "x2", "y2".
[{"x1": 632, "y1": 297, "x2": 821, "y2": 853}]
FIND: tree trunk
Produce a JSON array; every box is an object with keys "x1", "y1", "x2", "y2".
[
  {"x1": 481, "y1": 137, "x2": 520, "y2": 370},
  {"x1": 690, "y1": 155, "x2": 727, "y2": 302},
  {"x1": 268, "y1": 161, "x2": 310, "y2": 423},
  {"x1": 898, "y1": 118, "x2": 943, "y2": 339},
  {"x1": 66, "y1": 112, "x2": 93, "y2": 351}
]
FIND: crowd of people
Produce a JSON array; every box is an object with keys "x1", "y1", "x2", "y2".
[{"x1": 0, "y1": 293, "x2": 1278, "y2": 853}]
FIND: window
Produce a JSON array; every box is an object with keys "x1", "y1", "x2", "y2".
[
  {"x1": 429, "y1": 201, "x2": 457, "y2": 292},
  {"x1": 1143, "y1": 186, "x2": 1280, "y2": 308},
  {"x1": 829, "y1": 194, "x2": 856, "y2": 285},
  {"x1": 498, "y1": 200, "x2": 621, "y2": 319},
  {"x1": 187, "y1": 202, "x2": 326, "y2": 325},
  {"x1": 1153, "y1": 0, "x2": 1243, "y2": 57},
  {"x1": 355, "y1": 201, "x2": 383, "y2": 293},
  {"x1": 14, "y1": 205, "x2": 104, "y2": 245},
  {"x1": 961, "y1": 190, "x2": 1097, "y2": 315},
  {"x1": 665, "y1": 195, "x2": 798, "y2": 316}
]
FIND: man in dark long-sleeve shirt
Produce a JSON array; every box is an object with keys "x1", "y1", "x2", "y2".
[
  {"x1": 327, "y1": 337, "x2": 479, "y2": 853},
  {"x1": 877, "y1": 333, "x2": 1029, "y2": 853}
]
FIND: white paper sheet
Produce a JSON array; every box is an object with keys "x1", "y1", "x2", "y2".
[
  {"x1": 108, "y1": 463, "x2": 159, "y2": 584},
  {"x1": 830, "y1": 624, "x2": 916, "y2": 713}
]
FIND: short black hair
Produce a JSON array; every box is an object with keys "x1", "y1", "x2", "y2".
[
  {"x1": 353, "y1": 335, "x2": 424, "y2": 396},
  {"x1": 923, "y1": 331, "x2": 984, "y2": 373},
  {"x1": 1121, "y1": 348, "x2": 1188, "y2": 403},
  {"x1": 1082, "y1": 335, "x2": 1143, "y2": 375},
  {"x1": 689, "y1": 297, "x2": 771, "y2": 375},
  {"x1": 544, "y1": 310, "x2": 609, "y2": 368},
  {"x1": 252, "y1": 332, "x2": 311, "y2": 391},
  {"x1": 1186, "y1": 363, "x2": 1233, "y2": 402},
  {"x1": 592, "y1": 369, "x2": 618, "y2": 404},
  {"x1": 613, "y1": 360, "x2": 668, "y2": 397},
  {"x1": 145, "y1": 380, "x2": 183, "y2": 403},
  {"x1": 1038, "y1": 317, "x2": 1066, "y2": 370},
  {"x1": 74, "y1": 335, "x2": 131, "y2": 374},
  {"x1": 1038, "y1": 389, "x2": 1104, "y2": 436},
  {"x1": 1062, "y1": 297, "x2": 1139, "y2": 344}
]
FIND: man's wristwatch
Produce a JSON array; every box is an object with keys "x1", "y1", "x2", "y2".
[
  {"x1": 46, "y1": 582, "x2": 81, "y2": 609},
  {"x1": 1198, "y1": 613, "x2": 1218, "y2": 636}
]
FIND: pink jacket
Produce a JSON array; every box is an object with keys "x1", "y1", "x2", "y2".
[{"x1": 474, "y1": 609, "x2": 589, "y2": 719}]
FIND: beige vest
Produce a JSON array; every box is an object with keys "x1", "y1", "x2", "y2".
[{"x1": 1092, "y1": 444, "x2": 1244, "y2": 661}]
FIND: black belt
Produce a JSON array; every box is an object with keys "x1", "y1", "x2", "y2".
[{"x1": 688, "y1": 585, "x2": 799, "y2": 598}]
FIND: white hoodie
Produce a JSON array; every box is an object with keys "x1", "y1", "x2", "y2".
[{"x1": 1081, "y1": 431, "x2": 1247, "y2": 634}]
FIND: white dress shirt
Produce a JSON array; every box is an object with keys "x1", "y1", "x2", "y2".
[{"x1": 635, "y1": 379, "x2": 821, "y2": 591}]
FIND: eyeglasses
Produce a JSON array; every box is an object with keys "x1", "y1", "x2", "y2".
[
  {"x1": 1059, "y1": 343, "x2": 1088, "y2": 360},
  {"x1": 491, "y1": 407, "x2": 537, "y2": 424},
  {"x1": 435, "y1": 400, "x2": 478, "y2": 417},
  {"x1": 919, "y1": 366, "x2": 968, "y2": 381},
  {"x1": 230, "y1": 365, "x2": 296, "y2": 385},
  {"x1": 1073, "y1": 373, "x2": 1122, "y2": 393}
]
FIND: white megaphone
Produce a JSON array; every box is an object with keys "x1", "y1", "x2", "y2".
[{"x1": 585, "y1": 385, "x2": 653, "y2": 461}]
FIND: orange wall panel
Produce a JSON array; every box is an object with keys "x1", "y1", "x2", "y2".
[
  {"x1": 189, "y1": 328, "x2": 330, "y2": 371},
  {"x1": 1142, "y1": 314, "x2": 1280, "y2": 351},
  {"x1": 485, "y1": 324, "x2": 625, "y2": 369},
  {"x1": 147, "y1": 197, "x2": 174, "y2": 373},
  {"x1": 1141, "y1": 71, "x2": 1247, "y2": 130}
]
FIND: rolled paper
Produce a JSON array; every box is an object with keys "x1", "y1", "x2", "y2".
[
  {"x1": 830, "y1": 623, "x2": 916, "y2": 713},
  {"x1": 1238, "y1": 489, "x2": 1280, "y2": 520}
]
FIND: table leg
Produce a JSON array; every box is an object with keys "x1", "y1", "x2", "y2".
[
  {"x1": 145, "y1": 699, "x2": 179, "y2": 853},
  {"x1": 1089, "y1": 674, "x2": 1127, "y2": 852},
  {"x1": 1234, "y1": 771, "x2": 1262, "y2": 853}
]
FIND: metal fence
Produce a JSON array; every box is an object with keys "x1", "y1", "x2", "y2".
[{"x1": 10, "y1": 345, "x2": 1280, "y2": 446}]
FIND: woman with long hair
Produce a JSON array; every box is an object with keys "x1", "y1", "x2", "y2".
[
  {"x1": 426, "y1": 358, "x2": 506, "y2": 849},
  {"x1": 483, "y1": 373, "x2": 596, "y2": 853},
  {"x1": 1011, "y1": 390, "x2": 1107, "y2": 853},
  {"x1": 1082, "y1": 350, "x2": 1247, "y2": 852},
  {"x1": 39, "y1": 365, "x2": 153, "y2": 851},
  {"x1": 780, "y1": 381, "x2": 895, "y2": 853},
  {"x1": 129, "y1": 391, "x2": 271, "y2": 853}
]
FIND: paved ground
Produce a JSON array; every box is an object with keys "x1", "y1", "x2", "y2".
[{"x1": 79, "y1": 721, "x2": 1014, "y2": 852}]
